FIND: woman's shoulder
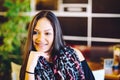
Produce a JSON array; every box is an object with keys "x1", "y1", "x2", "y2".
[
  {"x1": 63, "y1": 46, "x2": 85, "y2": 61},
  {"x1": 73, "y1": 47, "x2": 85, "y2": 61}
]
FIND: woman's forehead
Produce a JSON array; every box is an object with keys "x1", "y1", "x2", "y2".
[{"x1": 34, "y1": 17, "x2": 53, "y2": 31}]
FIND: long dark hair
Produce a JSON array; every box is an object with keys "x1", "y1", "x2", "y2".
[{"x1": 20, "y1": 10, "x2": 65, "y2": 80}]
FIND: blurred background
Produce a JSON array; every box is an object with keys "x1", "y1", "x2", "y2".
[{"x1": 0, "y1": 0, "x2": 120, "y2": 80}]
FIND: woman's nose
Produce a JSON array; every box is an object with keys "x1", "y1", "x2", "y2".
[{"x1": 36, "y1": 33, "x2": 45, "y2": 42}]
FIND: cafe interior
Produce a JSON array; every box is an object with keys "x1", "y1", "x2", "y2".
[{"x1": 0, "y1": 0, "x2": 120, "y2": 80}]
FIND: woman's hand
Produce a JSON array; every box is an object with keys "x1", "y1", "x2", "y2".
[{"x1": 26, "y1": 51, "x2": 49, "y2": 73}]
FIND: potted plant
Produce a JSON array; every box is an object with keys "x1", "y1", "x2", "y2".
[{"x1": 0, "y1": 0, "x2": 31, "y2": 79}]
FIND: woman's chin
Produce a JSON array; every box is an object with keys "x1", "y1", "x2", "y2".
[{"x1": 37, "y1": 49, "x2": 48, "y2": 53}]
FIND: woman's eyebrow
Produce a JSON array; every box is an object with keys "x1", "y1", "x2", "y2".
[
  {"x1": 45, "y1": 28, "x2": 53, "y2": 31},
  {"x1": 33, "y1": 29, "x2": 39, "y2": 31}
]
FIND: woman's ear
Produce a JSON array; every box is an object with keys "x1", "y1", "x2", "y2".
[{"x1": 73, "y1": 48, "x2": 85, "y2": 61}]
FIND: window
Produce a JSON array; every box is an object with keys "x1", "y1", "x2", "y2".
[
  {"x1": 36, "y1": 0, "x2": 58, "y2": 10},
  {"x1": 92, "y1": 0, "x2": 120, "y2": 13},
  {"x1": 58, "y1": 17, "x2": 87, "y2": 36},
  {"x1": 63, "y1": 0, "x2": 88, "y2": 3},
  {"x1": 0, "y1": 0, "x2": 7, "y2": 11},
  {"x1": 92, "y1": 18, "x2": 120, "y2": 38}
]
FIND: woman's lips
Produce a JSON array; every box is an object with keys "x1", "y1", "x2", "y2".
[{"x1": 35, "y1": 42, "x2": 47, "y2": 49}]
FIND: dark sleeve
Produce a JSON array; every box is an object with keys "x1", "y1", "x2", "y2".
[{"x1": 81, "y1": 60, "x2": 95, "y2": 80}]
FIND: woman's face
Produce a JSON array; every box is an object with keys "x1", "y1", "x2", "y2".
[{"x1": 33, "y1": 17, "x2": 54, "y2": 53}]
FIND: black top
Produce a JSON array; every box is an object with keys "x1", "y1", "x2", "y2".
[
  {"x1": 48, "y1": 58, "x2": 95, "y2": 80},
  {"x1": 81, "y1": 60, "x2": 95, "y2": 80},
  {"x1": 34, "y1": 46, "x2": 95, "y2": 80},
  {"x1": 48, "y1": 60, "x2": 95, "y2": 80}
]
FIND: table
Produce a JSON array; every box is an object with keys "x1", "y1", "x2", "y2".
[
  {"x1": 104, "y1": 66, "x2": 120, "y2": 80},
  {"x1": 87, "y1": 60, "x2": 120, "y2": 80},
  {"x1": 105, "y1": 74, "x2": 120, "y2": 80}
]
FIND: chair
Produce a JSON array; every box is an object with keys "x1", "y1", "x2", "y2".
[{"x1": 11, "y1": 62, "x2": 21, "y2": 80}]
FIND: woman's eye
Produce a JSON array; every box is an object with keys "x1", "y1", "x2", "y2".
[
  {"x1": 33, "y1": 31, "x2": 38, "y2": 35},
  {"x1": 45, "y1": 32, "x2": 51, "y2": 35}
]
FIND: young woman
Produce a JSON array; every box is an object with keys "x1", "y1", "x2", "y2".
[{"x1": 20, "y1": 10, "x2": 95, "y2": 80}]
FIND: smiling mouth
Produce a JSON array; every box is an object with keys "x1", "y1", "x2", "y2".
[
  {"x1": 35, "y1": 44, "x2": 50, "y2": 53},
  {"x1": 36, "y1": 43, "x2": 45, "y2": 47},
  {"x1": 35, "y1": 42, "x2": 47, "y2": 48}
]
